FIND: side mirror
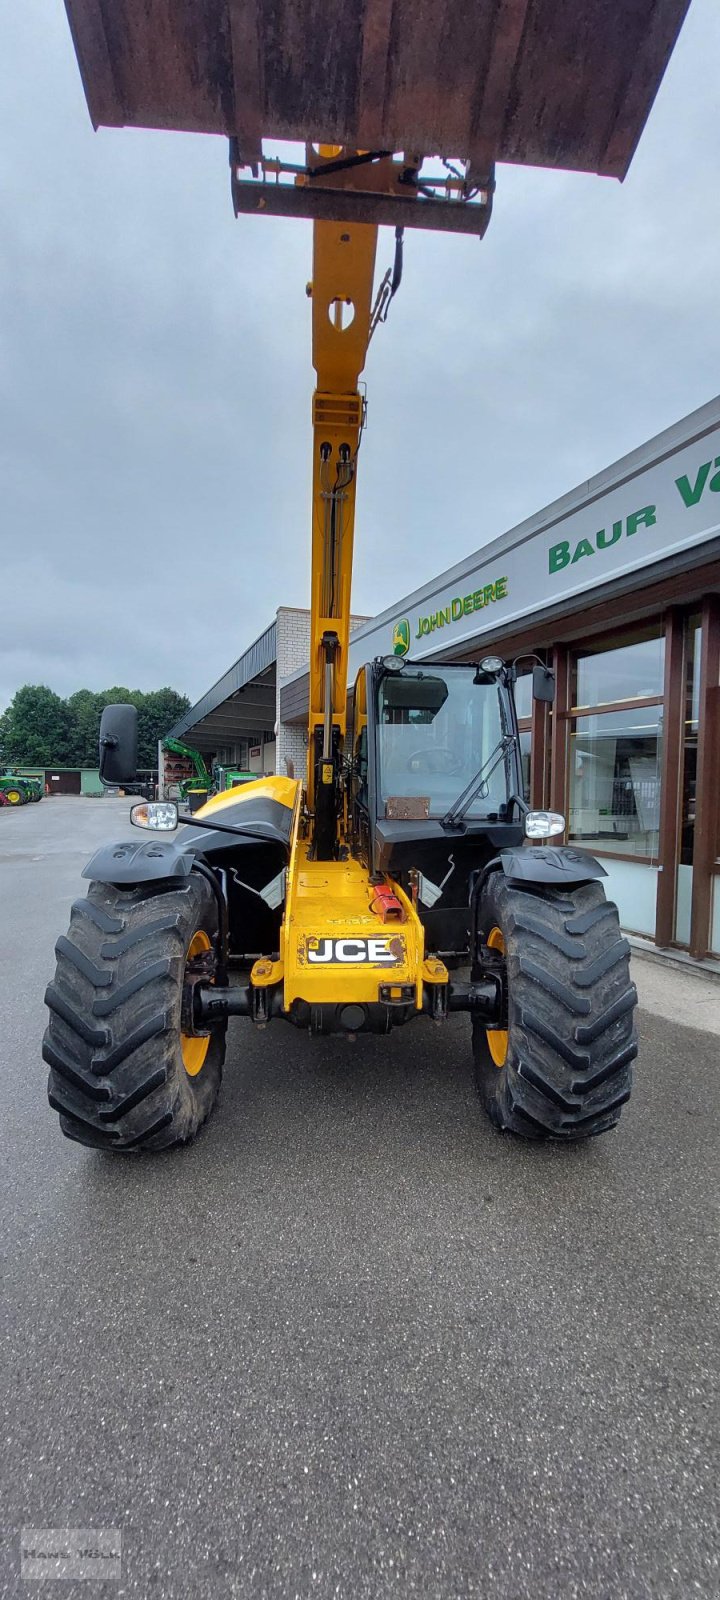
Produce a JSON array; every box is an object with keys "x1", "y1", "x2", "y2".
[
  {"x1": 99, "y1": 704, "x2": 138, "y2": 786},
  {"x1": 532, "y1": 664, "x2": 555, "y2": 704}
]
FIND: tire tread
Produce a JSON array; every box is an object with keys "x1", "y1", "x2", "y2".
[
  {"x1": 44, "y1": 879, "x2": 225, "y2": 1152},
  {"x1": 473, "y1": 877, "x2": 636, "y2": 1141}
]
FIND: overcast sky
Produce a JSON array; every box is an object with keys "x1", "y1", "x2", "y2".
[{"x1": 1, "y1": 1, "x2": 719, "y2": 712}]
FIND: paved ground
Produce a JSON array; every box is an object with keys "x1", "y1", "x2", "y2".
[
  {"x1": 632, "y1": 952, "x2": 720, "y2": 1035},
  {"x1": 0, "y1": 798, "x2": 717, "y2": 1599}
]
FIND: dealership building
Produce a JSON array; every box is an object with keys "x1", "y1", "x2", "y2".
[{"x1": 165, "y1": 394, "x2": 720, "y2": 962}]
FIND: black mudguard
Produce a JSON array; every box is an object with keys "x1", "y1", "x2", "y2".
[
  {"x1": 500, "y1": 845, "x2": 607, "y2": 885},
  {"x1": 82, "y1": 838, "x2": 194, "y2": 885}
]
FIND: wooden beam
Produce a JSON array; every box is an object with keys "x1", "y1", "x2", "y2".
[
  {"x1": 690, "y1": 594, "x2": 720, "y2": 957},
  {"x1": 655, "y1": 609, "x2": 685, "y2": 946}
]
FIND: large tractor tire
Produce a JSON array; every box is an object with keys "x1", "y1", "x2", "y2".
[
  {"x1": 473, "y1": 873, "x2": 637, "y2": 1140},
  {"x1": 44, "y1": 875, "x2": 226, "y2": 1152},
  {"x1": 4, "y1": 787, "x2": 25, "y2": 805}
]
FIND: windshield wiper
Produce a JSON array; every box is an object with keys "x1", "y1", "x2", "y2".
[{"x1": 441, "y1": 734, "x2": 517, "y2": 831}]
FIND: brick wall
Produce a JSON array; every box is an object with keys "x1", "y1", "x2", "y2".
[{"x1": 275, "y1": 607, "x2": 370, "y2": 779}]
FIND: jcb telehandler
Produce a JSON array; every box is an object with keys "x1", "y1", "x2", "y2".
[{"x1": 45, "y1": 0, "x2": 690, "y2": 1152}]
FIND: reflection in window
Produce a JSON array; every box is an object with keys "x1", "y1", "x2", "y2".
[
  {"x1": 575, "y1": 635, "x2": 665, "y2": 708},
  {"x1": 680, "y1": 622, "x2": 701, "y2": 866},
  {"x1": 675, "y1": 619, "x2": 701, "y2": 944},
  {"x1": 514, "y1": 672, "x2": 533, "y2": 721},
  {"x1": 569, "y1": 706, "x2": 662, "y2": 859},
  {"x1": 518, "y1": 730, "x2": 531, "y2": 802}
]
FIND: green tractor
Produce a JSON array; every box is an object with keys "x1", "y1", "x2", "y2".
[
  {"x1": 212, "y1": 764, "x2": 257, "y2": 793},
  {"x1": 162, "y1": 738, "x2": 212, "y2": 806},
  {"x1": 0, "y1": 772, "x2": 40, "y2": 805}
]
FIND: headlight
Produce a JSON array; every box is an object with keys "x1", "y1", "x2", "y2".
[
  {"x1": 525, "y1": 810, "x2": 565, "y2": 839},
  {"x1": 130, "y1": 801, "x2": 179, "y2": 831}
]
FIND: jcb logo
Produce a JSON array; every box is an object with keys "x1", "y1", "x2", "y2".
[{"x1": 307, "y1": 937, "x2": 402, "y2": 965}]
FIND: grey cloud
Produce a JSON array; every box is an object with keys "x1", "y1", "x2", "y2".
[{"x1": 1, "y1": 0, "x2": 718, "y2": 710}]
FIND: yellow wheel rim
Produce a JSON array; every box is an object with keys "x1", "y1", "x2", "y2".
[
  {"x1": 181, "y1": 929, "x2": 212, "y2": 1076},
  {"x1": 486, "y1": 925, "x2": 508, "y2": 1068},
  {"x1": 6, "y1": 790, "x2": 22, "y2": 804}
]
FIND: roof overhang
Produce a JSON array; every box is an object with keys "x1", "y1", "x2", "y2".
[{"x1": 165, "y1": 623, "x2": 277, "y2": 752}]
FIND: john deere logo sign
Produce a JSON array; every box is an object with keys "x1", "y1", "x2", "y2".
[
  {"x1": 413, "y1": 575, "x2": 509, "y2": 639},
  {"x1": 392, "y1": 618, "x2": 410, "y2": 656}
]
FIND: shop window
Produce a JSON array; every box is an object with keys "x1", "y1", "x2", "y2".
[
  {"x1": 574, "y1": 634, "x2": 665, "y2": 709},
  {"x1": 569, "y1": 705, "x2": 662, "y2": 860}
]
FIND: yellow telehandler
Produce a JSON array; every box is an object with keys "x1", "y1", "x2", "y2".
[{"x1": 45, "y1": 0, "x2": 690, "y2": 1150}]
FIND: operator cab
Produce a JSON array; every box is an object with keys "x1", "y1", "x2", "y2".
[
  {"x1": 377, "y1": 664, "x2": 509, "y2": 820},
  {"x1": 349, "y1": 658, "x2": 528, "y2": 954}
]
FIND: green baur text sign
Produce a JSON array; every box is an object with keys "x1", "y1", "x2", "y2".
[{"x1": 548, "y1": 455, "x2": 720, "y2": 574}]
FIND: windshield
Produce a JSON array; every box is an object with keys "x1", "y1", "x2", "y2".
[{"x1": 377, "y1": 666, "x2": 510, "y2": 820}]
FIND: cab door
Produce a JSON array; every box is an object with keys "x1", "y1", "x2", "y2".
[{"x1": 349, "y1": 666, "x2": 370, "y2": 857}]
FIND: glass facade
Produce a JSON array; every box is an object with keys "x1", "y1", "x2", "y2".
[
  {"x1": 569, "y1": 705, "x2": 662, "y2": 859},
  {"x1": 574, "y1": 635, "x2": 665, "y2": 708},
  {"x1": 567, "y1": 632, "x2": 664, "y2": 862},
  {"x1": 451, "y1": 595, "x2": 718, "y2": 957}
]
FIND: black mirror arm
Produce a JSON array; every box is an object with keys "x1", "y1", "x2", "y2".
[{"x1": 502, "y1": 791, "x2": 529, "y2": 823}]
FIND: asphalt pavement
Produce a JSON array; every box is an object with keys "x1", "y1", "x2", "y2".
[{"x1": 1, "y1": 798, "x2": 717, "y2": 1599}]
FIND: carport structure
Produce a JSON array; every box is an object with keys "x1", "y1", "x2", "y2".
[{"x1": 163, "y1": 621, "x2": 278, "y2": 768}]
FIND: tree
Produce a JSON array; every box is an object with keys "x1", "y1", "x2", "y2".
[
  {"x1": 136, "y1": 688, "x2": 191, "y2": 767},
  {"x1": 0, "y1": 686, "x2": 74, "y2": 766},
  {"x1": 65, "y1": 689, "x2": 103, "y2": 768},
  {"x1": 65, "y1": 688, "x2": 142, "y2": 767},
  {"x1": 0, "y1": 684, "x2": 191, "y2": 770}
]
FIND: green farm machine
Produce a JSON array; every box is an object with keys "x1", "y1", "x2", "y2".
[{"x1": 0, "y1": 772, "x2": 42, "y2": 805}]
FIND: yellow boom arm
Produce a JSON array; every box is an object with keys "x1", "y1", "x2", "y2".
[{"x1": 306, "y1": 190, "x2": 379, "y2": 851}]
